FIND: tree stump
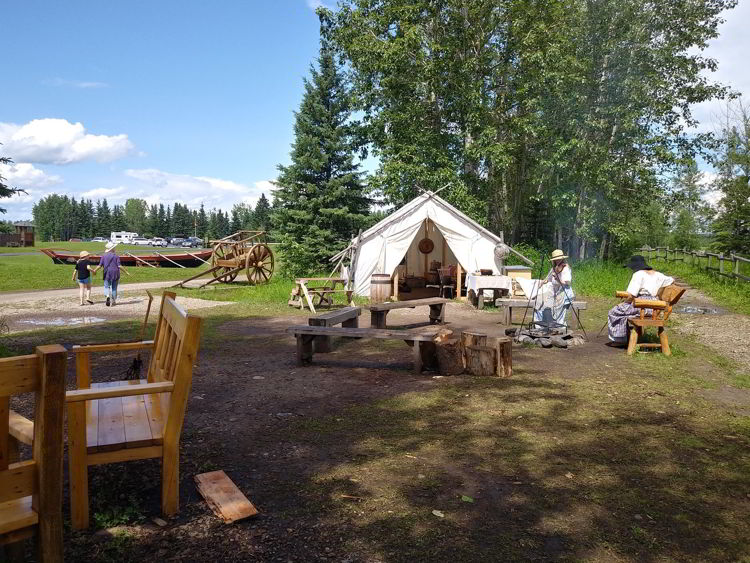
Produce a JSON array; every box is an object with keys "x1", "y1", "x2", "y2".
[
  {"x1": 492, "y1": 336, "x2": 513, "y2": 378},
  {"x1": 466, "y1": 345, "x2": 497, "y2": 376},
  {"x1": 461, "y1": 331, "x2": 487, "y2": 348},
  {"x1": 436, "y1": 338, "x2": 464, "y2": 375}
]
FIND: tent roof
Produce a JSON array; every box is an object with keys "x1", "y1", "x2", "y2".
[{"x1": 356, "y1": 191, "x2": 504, "y2": 246}]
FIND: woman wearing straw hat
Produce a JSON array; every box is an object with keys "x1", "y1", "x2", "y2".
[
  {"x1": 72, "y1": 250, "x2": 95, "y2": 306},
  {"x1": 534, "y1": 249, "x2": 575, "y2": 329}
]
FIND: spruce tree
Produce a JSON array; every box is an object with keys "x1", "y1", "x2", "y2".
[
  {"x1": 253, "y1": 194, "x2": 271, "y2": 232},
  {"x1": 272, "y1": 31, "x2": 370, "y2": 278}
]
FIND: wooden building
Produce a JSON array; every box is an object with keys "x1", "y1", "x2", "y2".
[{"x1": 0, "y1": 221, "x2": 35, "y2": 247}]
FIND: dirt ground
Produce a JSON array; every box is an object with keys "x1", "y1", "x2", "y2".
[
  {"x1": 5, "y1": 288, "x2": 750, "y2": 562},
  {"x1": 2, "y1": 292, "x2": 232, "y2": 333}
]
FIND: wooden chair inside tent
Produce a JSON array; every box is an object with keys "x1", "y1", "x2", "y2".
[
  {"x1": 1, "y1": 345, "x2": 66, "y2": 562},
  {"x1": 66, "y1": 292, "x2": 202, "y2": 529},
  {"x1": 623, "y1": 284, "x2": 686, "y2": 356}
]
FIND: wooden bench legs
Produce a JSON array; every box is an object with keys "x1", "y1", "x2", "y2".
[
  {"x1": 296, "y1": 333, "x2": 429, "y2": 374},
  {"x1": 309, "y1": 317, "x2": 359, "y2": 353},
  {"x1": 429, "y1": 304, "x2": 445, "y2": 324},
  {"x1": 371, "y1": 311, "x2": 388, "y2": 329},
  {"x1": 627, "y1": 324, "x2": 671, "y2": 356}
]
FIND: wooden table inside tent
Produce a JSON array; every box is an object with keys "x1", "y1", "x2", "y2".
[{"x1": 289, "y1": 278, "x2": 354, "y2": 313}]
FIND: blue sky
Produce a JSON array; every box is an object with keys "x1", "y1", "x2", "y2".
[{"x1": 1, "y1": 0, "x2": 748, "y2": 219}]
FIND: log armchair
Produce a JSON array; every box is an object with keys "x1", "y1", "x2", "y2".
[
  {"x1": 618, "y1": 284, "x2": 686, "y2": 356},
  {"x1": 1, "y1": 345, "x2": 66, "y2": 562},
  {"x1": 66, "y1": 292, "x2": 202, "y2": 529}
]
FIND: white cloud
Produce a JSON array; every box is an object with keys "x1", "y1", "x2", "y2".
[
  {"x1": 0, "y1": 118, "x2": 134, "y2": 165},
  {"x1": 690, "y1": 1, "x2": 750, "y2": 132},
  {"x1": 0, "y1": 162, "x2": 61, "y2": 188},
  {"x1": 305, "y1": 0, "x2": 334, "y2": 10},
  {"x1": 43, "y1": 78, "x2": 109, "y2": 89},
  {"x1": 80, "y1": 186, "x2": 127, "y2": 199},
  {"x1": 124, "y1": 168, "x2": 274, "y2": 210}
]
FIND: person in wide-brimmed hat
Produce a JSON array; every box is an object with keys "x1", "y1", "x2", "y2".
[
  {"x1": 534, "y1": 249, "x2": 575, "y2": 329},
  {"x1": 606, "y1": 255, "x2": 675, "y2": 345},
  {"x1": 72, "y1": 250, "x2": 95, "y2": 305},
  {"x1": 93, "y1": 241, "x2": 128, "y2": 306}
]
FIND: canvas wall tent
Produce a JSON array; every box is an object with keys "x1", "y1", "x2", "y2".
[{"x1": 342, "y1": 192, "x2": 532, "y2": 297}]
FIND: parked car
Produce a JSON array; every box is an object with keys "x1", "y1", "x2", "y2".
[
  {"x1": 169, "y1": 237, "x2": 185, "y2": 246},
  {"x1": 181, "y1": 237, "x2": 203, "y2": 248},
  {"x1": 131, "y1": 237, "x2": 151, "y2": 246},
  {"x1": 69, "y1": 238, "x2": 82, "y2": 243},
  {"x1": 150, "y1": 237, "x2": 168, "y2": 247},
  {"x1": 91, "y1": 237, "x2": 108, "y2": 243}
]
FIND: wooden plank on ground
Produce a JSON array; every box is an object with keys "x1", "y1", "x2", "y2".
[
  {"x1": 8, "y1": 410, "x2": 34, "y2": 446},
  {"x1": 194, "y1": 470, "x2": 258, "y2": 523}
]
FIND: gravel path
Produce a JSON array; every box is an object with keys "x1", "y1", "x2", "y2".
[{"x1": 672, "y1": 284, "x2": 750, "y2": 374}]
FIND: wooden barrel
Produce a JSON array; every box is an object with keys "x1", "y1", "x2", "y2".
[{"x1": 370, "y1": 274, "x2": 392, "y2": 304}]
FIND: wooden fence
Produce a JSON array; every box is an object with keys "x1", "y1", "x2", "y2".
[{"x1": 640, "y1": 246, "x2": 750, "y2": 283}]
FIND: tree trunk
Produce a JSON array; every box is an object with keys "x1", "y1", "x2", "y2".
[
  {"x1": 491, "y1": 337, "x2": 513, "y2": 378},
  {"x1": 466, "y1": 345, "x2": 497, "y2": 377},
  {"x1": 436, "y1": 338, "x2": 464, "y2": 375}
]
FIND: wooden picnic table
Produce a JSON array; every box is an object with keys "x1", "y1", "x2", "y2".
[
  {"x1": 367, "y1": 297, "x2": 450, "y2": 329},
  {"x1": 289, "y1": 277, "x2": 354, "y2": 313}
]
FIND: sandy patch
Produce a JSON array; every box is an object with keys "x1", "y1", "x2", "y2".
[{"x1": 3, "y1": 293, "x2": 232, "y2": 333}]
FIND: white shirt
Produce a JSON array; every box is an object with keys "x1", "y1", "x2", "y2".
[
  {"x1": 546, "y1": 264, "x2": 572, "y2": 292},
  {"x1": 626, "y1": 270, "x2": 674, "y2": 297}
]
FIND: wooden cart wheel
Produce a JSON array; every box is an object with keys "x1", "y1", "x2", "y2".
[
  {"x1": 211, "y1": 243, "x2": 239, "y2": 283},
  {"x1": 245, "y1": 243, "x2": 274, "y2": 285}
]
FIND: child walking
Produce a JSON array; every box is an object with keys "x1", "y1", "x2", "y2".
[{"x1": 73, "y1": 250, "x2": 95, "y2": 305}]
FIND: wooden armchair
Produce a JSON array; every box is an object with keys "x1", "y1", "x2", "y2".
[
  {"x1": 66, "y1": 292, "x2": 202, "y2": 529},
  {"x1": 617, "y1": 285, "x2": 686, "y2": 356},
  {"x1": 1, "y1": 345, "x2": 66, "y2": 562},
  {"x1": 437, "y1": 268, "x2": 456, "y2": 299}
]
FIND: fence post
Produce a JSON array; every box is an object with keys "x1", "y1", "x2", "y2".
[
  {"x1": 719, "y1": 253, "x2": 724, "y2": 276},
  {"x1": 733, "y1": 253, "x2": 740, "y2": 279}
]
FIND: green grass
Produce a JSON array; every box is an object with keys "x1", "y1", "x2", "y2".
[
  {"x1": 651, "y1": 258, "x2": 750, "y2": 316},
  {"x1": 0, "y1": 253, "x2": 191, "y2": 291},
  {"x1": 572, "y1": 259, "x2": 632, "y2": 298}
]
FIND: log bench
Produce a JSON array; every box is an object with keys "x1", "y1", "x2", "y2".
[
  {"x1": 367, "y1": 297, "x2": 449, "y2": 329},
  {"x1": 286, "y1": 325, "x2": 438, "y2": 374},
  {"x1": 494, "y1": 298, "x2": 587, "y2": 328},
  {"x1": 308, "y1": 306, "x2": 361, "y2": 353}
]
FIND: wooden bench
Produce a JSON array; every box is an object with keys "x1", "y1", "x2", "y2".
[
  {"x1": 287, "y1": 325, "x2": 438, "y2": 374},
  {"x1": 309, "y1": 306, "x2": 361, "y2": 353},
  {"x1": 494, "y1": 298, "x2": 587, "y2": 328},
  {"x1": 624, "y1": 284, "x2": 686, "y2": 356},
  {"x1": 66, "y1": 292, "x2": 202, "y2": 529},
  {"x1": 1, "y1": 345, "x2": 66, "y2": 562},
  {"x1": 368, "y1": 297, "x2": 450, "y2": 329}
]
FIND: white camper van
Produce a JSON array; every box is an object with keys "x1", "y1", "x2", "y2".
[{"x1": 110, "y1": 231, "x2": 139, "y2": 244}]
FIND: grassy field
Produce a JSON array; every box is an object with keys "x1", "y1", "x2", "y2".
[{"x1": 0, "y1": 253, "x2": 197, "y2": 291}]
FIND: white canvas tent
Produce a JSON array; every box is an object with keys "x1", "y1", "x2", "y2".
[{"x1": 341, "y1": 191, "x2": 531, "y2": 297}]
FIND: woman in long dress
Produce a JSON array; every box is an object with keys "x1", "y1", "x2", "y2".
[
  {"x1": 534, "y1": 249, "x2": 575, "y2": 329},
  {"x1": 607, "y1": 255, "x2": 674, "y2": 345}
]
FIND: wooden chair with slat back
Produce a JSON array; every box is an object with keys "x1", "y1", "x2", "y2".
[
  {"x1": 624, "y1": 284, "x2": 686, "y2": 356},
  {"x1": 1, "y1": 345, "x2": 66, "y2": 562},
  {"x1": 437, "y1": 268, "x2": 456, "y2": 299},
  {"x1": 66, "y1": 291, "x2": 202, "y2": 529}
]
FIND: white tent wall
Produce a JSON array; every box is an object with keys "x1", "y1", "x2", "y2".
[{"x1": 352, "y1": 193, "x2": 507, "y2": 297}]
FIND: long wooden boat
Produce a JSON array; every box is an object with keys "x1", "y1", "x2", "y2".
[{"x1": 40, "y1": 248, "x2": 213, "y2": 268}]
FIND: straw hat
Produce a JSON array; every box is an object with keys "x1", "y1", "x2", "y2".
[
  {"x1": 550, "y1": 249, "x2": 568, "y2": 262},
  {"x1": 79, "y1": 250, "x2": 90, "y2": 258},
  {"x1": 105, "y1": 241, "x2": 116, "y2": 251}
]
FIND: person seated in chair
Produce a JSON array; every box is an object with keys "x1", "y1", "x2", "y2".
[
  {"x1": 607, "y1": 255, "x2": 674, "y2": 346},
  {"x1": 534, "y1": 249, "x2": 575, "y2": 329}
]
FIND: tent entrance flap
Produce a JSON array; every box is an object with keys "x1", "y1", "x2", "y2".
[{"x1": 402, "y1": 218, "x2": 459, "y2": 276}]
